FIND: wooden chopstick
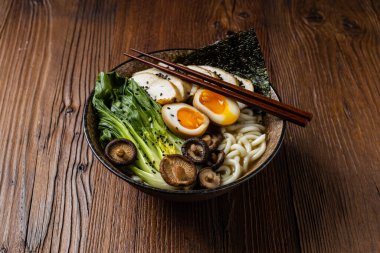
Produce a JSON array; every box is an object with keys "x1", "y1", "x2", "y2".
[
  {"x1": 124, "y1": 52, "x2": 310, "y2": 127},
  {"x1": 131, "y1": 48, "x2": 312, "y2": 121}
]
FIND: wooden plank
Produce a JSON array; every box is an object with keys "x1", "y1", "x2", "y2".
[
  {"x1": 0, "y1": 0, "x2": 378, "y2": 252},
  {"x1": 0, "y1": 0, "x2": 103, "y2": 251},
  {"x1": 259, "y1": 0, "x2": 380, "y2": 252}
]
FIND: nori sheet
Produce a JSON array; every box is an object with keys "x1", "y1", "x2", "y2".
[{"x1": 176, "y1": 29, "x2": 271, "y2": 97}]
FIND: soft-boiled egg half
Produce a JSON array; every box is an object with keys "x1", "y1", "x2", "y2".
[
  {"x1": 193, "y1": 89, "x2": 240, "y2": 126},
  {"x1": 162, "y1": 103, "x2": 209, "y2": 138}
]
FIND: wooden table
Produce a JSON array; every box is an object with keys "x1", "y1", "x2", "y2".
[{"x1": 0, "y1": 0, "x2": 379, "y2": 252}]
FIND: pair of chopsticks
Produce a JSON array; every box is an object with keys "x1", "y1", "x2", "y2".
[{"x1": 124, "y1": 49, "x2": 312, "y2": 127}]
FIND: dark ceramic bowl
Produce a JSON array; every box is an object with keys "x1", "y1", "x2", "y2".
[{"x1": 83, "y1": 49, "x2": 285, "y2": 201}]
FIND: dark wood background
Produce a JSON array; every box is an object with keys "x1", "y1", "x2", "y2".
[{"x1": 0, "y1": 0, "x2": 379, "y2": 252}]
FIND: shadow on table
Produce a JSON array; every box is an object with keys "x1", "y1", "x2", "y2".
[{"x1": 156, "y1": 142, "x2": 347, "y2": 252}]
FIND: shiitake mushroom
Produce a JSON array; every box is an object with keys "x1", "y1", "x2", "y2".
[
  {"x1": 160, "y1": 154, "x2": 197, "y2": 187},
  {"x1": 198, "y1": 167, "x2": 221, "y2": 189},
  {"x1": 207, "y1": 150, "x2": 225, "y2": 170},
  {"x1": 201, "y1": 132, "x2": 223, "y2": 151},
  {"x1": 181, "y1": 138, "x2": 210, "y2": 164},
  {"x1": 158, "y1": 126, "x2": 226, "y2": 189},
  {"x1": 105, "y1": 139, "x2": 137, "y2": 166}
]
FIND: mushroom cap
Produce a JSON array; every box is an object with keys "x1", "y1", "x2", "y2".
[
  {"x1": 198, "y1": 168, "x2": 221, "y2": 189},
  {"x1": 201, "y1": 132, "x2": 223, "y2": 151},
  {"x1": 207, "y1": 150, "x2": 225, "y2": 170},
  {"x1": 105, "y1": 139, "x2": 137, "y2": 166},
  {"x1": 160, "y1": 154, "x2": 197, "y2": 187},
  {"x1": 181, "y1": 138, "x2": 210, "y2": 164}
]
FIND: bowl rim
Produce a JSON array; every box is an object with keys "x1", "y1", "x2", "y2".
[{"x1": 83, "y1": 48, "x2": 286, "y2": 195}]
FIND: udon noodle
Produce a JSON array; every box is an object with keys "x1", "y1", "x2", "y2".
[{"x1": 217, "y1": 108, "x2": 267, "y2": 185}]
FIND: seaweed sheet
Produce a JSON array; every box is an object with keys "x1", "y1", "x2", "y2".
[{"x1": 176, "y1": 29, "x2": 271, "y2": 97}]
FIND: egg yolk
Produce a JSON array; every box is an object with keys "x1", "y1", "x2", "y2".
[
  {"x1": 177, "y1": 108, "x2": 204, "y2": 129},
  {"x1": 199, "y1": 90, "x2": 226, "y2": 114}
]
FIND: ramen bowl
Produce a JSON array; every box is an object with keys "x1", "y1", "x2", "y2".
[{"x1": 83, "y1": 49, "x2": 285, "y2": 201}]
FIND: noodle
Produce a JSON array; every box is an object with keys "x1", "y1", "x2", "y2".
[{"x1": 217, "y1": 108, "x2": 267, "y2": 185}]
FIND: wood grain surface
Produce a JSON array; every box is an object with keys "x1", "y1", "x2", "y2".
[{"x1": 0, "y1": 0, "x2": 379, "y2": 252}]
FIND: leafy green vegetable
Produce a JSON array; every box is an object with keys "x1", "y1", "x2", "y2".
[
  {"x1": 92, "y1": 72, "x2": 183, "y2": 190},
  {"x1": 176, "y1": 29, "x2": 271, "y2": 96}
]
